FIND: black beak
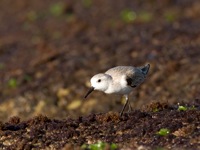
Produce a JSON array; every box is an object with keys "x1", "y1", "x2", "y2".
[{"x1": 84, "y1": 87, "x2": 94, "y2": 98}]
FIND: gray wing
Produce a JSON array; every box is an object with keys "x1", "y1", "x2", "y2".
[
  {"x1": 126, "y1": 71, "x2": 146, "y2": 88},
  {"x1": 126, "y1": 64, "x2": 150, "y2": 87}
]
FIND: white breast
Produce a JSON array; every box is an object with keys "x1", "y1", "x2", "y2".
[{"x1": 105, "y1": 75, "x2": 132, "y2": 95}]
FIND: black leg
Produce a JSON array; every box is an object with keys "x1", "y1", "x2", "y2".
[{"x1": 120, "y1": 95, "x2": 128, "y2": 116}]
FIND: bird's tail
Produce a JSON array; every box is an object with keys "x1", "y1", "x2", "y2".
[{"x1": 140, "y1": 63, "x2": 150, "y2": 75}]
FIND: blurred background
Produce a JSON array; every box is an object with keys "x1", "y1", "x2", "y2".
[{"x1": 0, "y1": 0, "x2": 199, "y2": 121}]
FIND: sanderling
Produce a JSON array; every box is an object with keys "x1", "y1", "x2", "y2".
[{"x1": 84, "y1": 64, "x2": 150, "y2": 116}]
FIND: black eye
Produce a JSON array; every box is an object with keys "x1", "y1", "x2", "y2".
[{"x1": 97, "y1": 79, "x2": 101, "y2": 82}]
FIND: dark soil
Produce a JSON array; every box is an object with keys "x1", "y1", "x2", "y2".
[
  {"x1": 0, "y1": 0, "x2": 200, "y2": 149},
  {"x1": 0, "y1": 101, "x2": 200, "y2": 149}
]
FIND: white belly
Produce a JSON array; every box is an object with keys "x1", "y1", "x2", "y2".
[{"x1": 105, "y1": 84, "x2": 132, "y2": 95}]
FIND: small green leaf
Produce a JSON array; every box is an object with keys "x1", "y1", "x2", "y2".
[
  {"x1": 120, "y1": 9, "x2": 136, "y2": 23},
  {"x1": 8, "y1": 78, "x2": 18, "y2": 88},
  {"x1": 178, "y1": 106, "x2": 187, "y2": 111},
  {"x1": 50, "y1": 2, "x2": 65, "y2": 16},
  {"x1": 82, "y1": 141, "x2": 117, "y2": 150},
  {"x1": 164, "y1": 11, "x2": 178, "y2": 23},
  {"x1": 153, "y1": 108, "x2": 159, "y2": 112},
  {"x1": 89, "y1": 141, "x2": 105, "y2": 150},
  {"x1": 157, "y1": 128, "x2": 170, "y2": 136},
  {"x1": 189, "y1": 105, "x2": 196, "y2": 110},
  {"x1": 110, "y1": 143, "x2": 118, "y2": 150},
  {"x1": 81, "y1": 144, "x2": 87, "y2": 149}
]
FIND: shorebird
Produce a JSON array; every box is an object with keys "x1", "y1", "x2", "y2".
[{"x1": 84, "y1": 64, "x2": 150, "y2": 116}]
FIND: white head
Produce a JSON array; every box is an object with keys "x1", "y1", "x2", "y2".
[{"x1": 84, "y1": 73, "x2": 112, "y2": 98}]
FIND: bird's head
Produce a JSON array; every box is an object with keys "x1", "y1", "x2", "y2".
[{"x1": 84, "y1": 73, "x2": 112, "y2": 98}]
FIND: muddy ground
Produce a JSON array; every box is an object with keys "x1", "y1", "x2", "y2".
[
  {"x1": 0, "y1": 101, "x2": 200, "y2": 149},
  {"x1": 0, "y1": 0, "x2": 200, "y2": 149}
]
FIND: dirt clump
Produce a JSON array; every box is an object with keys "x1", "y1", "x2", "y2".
[{"x1": 0, "y1": 101, "x2": 199, "y2": 149}]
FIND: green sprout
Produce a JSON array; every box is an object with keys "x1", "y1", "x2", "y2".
[
  {"x1": 8, "y1": 78, "x2": 18, "y2": 88},
  {"x1": 164, "y1": 11, "x2": 178, "y2": 23},
  {"x1": 81, "y1": 141, "x2": 117, "y2": 150},
  {"x1": 110, "y1": 143, "x2": 118, "y2": 150},
  {"x1": 120, "y1": 9, "x2": 136, "y2": 23},
  {"x1": 157, "y1": 128, "x2": 170, "y2": 136},
  {"x1": 178, "y1": 106, "x2": 187, "y2": 111},
  {"x1": 153, "y1": 108, "x2": 159, "y2": 112},
  {"x1": 189, "y1": 105, "x2": 196, "y2": 110},
  {"x1": 50, "y1": 2, "x2": 65, "y2": 16}
]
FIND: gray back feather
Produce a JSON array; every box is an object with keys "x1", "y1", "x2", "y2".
[{"x1": 105, "y1": 64, "x2": 150, "y2": 88}]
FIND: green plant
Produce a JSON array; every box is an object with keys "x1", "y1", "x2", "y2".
[
  {"x1": 81, "y1": 141, "x2": 117, "y2": 150},
  {"x1": 120, "y1": 9, "x2": 136, "y2": 23},
  {"x1": 178, "y1": 106, "x2": 187, "y2": 111},
  {"x1": 189, "y1": 105, "x2": 196, "y2": 110},
  {"x1": 164, "y1": 10, "x2": 178, "y2": 23},
  {"x1": 157, "y1": 128, "x2": 170, "y2": 136},
  {"x1": 50, "y1": 2, "x2": 65, "y2": 16},
  {"x1": 153, "y1": 108, "x2": 159, "y2": 112},
  {"x1": 8, "y1": 78, "x2": 18, "y2": 88}
]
